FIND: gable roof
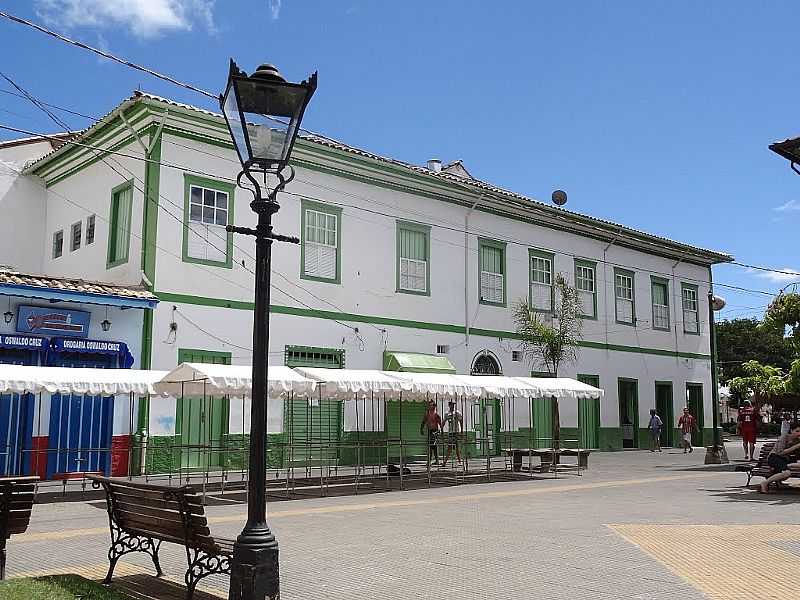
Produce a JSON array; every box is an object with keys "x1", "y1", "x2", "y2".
[{"x1": 23, "y1": 91, "x2": 733, "y2": 266}]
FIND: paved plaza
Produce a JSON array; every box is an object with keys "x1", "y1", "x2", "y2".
[{"x1": 6, "y1": 443, "x2": 799, "y2": 599}]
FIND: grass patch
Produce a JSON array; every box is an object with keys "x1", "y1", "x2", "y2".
[{"x1": 0, "y1": 574, "x2": 135, "y2": 599}]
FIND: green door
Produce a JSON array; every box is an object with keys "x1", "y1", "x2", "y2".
[
  {"x1": 618, "y1": 379, "x2": 639, "y2": 448},
  {"x1": 686, "y1": 384, "x2": 704, "y2": 447},
  {"x1": 476, "y1": 398, "x2": 502, "y2": 456},
  {"x1": 385, "y1": 401, "x2": 426, "y2": 460},
  {"x1": 577, "y1": 375, "x2": 600, "y2": 449},
  {"x1": 286, "y1": 397, "x2": 342, "y2": 465},
  {"x1": 655, "y1": 382, "x2": 674, "y2": 447},
  {"x1": 176, "y1": 349, "x2": 231, "y2": 469},
  {"x1": 532, "y1": 397, "x2": 554, "y2": 448}
]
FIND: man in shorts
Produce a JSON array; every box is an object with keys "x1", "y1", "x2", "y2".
[
  {"x1": 737, "y1": 400, "x2": 758, "y2": 461},
  {"x1": 759, "y1": 421, "x2": 800, "y2": 493},
  {"x1": 442, "y1": 400, "x2": 463, "y2": 465},
  {"x1": 678, "y1": 407, "x2": 698, "y2": 453},
  {"x1": 420, "y1": 400, "x2": 442, "y2": 466},
  {"x1": 648, "y1": 409, "x2": 663, "y2": 452}
]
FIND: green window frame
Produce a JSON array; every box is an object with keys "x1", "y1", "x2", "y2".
[
  {"x1": 177, "y1": 348, "x2": 232, "y2": 365},
  {"x1": 614, "y1": 268, "x2": 635, "y2": 326},
  {"x1": 479, "y1": 238, "x2": 506, "y2": 307},
  {"x1": 577, "y1": 374, "x2": 600, "y2": 388},
  {"x1": 529, "y1": 249, "x2": 555, "y2": 313},
  {"x1": 285, "y1": 345, "x2": 345, "y2": 368},
  {"x1": 531, "y1": 370, "x2": 556, "y2": 378},
  {"x1": 107, "y1": 180, "x2": 134, "y2": 269},
  {"x1": 651, "y1": 276, "x2": 670, "y2": 331},
  {"x1": 396, "y1": 221, "x2": 430, "y2": 296},
  {"x1": 300, "y1": 199, "x2": 342, "y2": 284},
  {"x1": 182, "y1": 174, "x2": 235, "y2": 269},
  {"x1": 574, "y1": 259, "x2": 597, "y2": 319},
  {"x1": 70, "y1": 221, "x2": 81, "y2": 252},
  {"x1": 681, "y1": 283, "x2": 700, "y2": 335}
]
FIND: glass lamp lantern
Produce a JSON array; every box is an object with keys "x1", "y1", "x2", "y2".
[{"x1": 220, "y1": 60, "x2": 318, "y2": 173}]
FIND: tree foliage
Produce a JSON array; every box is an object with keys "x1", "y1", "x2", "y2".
[
  {"x1": 727, "y1": 360, "x2": 787, "y2": 405},
  {"x1": 512, "y1": 273, "x2": 583, "y2": 376},
  {"x1": 764, "y1": 292, "x2": 800, "y2": 350},
  {"x1": 716, "y1": 318, "x2": 795, "y2": 383}
]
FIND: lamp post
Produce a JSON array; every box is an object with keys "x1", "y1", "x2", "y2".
[
  {"x1": 705, "y1": 292, "x2": 728, "y2": 465},
  {"x1": 220, "y1": 59, "x2": 317, "y2": 600}
]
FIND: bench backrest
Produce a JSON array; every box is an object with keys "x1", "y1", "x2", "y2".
[
  {"x1": 0, "y1": 476, "x2": 38, "y2": 540},
  {"x1": 756, "y1": 443, "x2": 774, "y2": 466},
  {"x1": 89, "y1": 476, "x2": 217, "y2": 551}
]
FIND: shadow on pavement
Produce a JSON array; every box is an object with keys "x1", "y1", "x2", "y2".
[
  {"x1": 705, "y1": 485, "x2": 800, "y2": 506},
  {"x1": 112, "y1": 573, "x2": 223, "y2": 599}
]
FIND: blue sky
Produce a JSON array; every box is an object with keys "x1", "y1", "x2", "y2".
[{"x1": 1, "y1": 1, "x2": 798, "y2": 320}]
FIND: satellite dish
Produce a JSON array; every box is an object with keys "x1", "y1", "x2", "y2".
[{"x1": 552, "y1": 190, "x2": 568, "y2": 206}]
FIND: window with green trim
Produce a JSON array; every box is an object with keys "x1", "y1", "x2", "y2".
[
  {"x1": 301, "y1": 200, "x2": 341, "y2": 283},
  {"x1": 285, "y1": 345, "x2": 345, "y2": 368},
  {"x1": 574, "y1": 260, "x2": 596, "y2": 318},
  {"x1": 577, "y1": 374, "x2": 600, "y2": 388},
  {"x1": 529, "y1": 251, "x2": 553, "y2": 312},
  {"x1": 70, "y1": 221, "x2": 81, "y2": 252},
  {"x1": 479, "y1": 239, "x2": 506, "y2": 306},
  {"x1": 107, "y1": 181, "x2": 133, "y2": 268},
  {"x1": 52, "y1": 229, "x2": 63, "y2": 259},
  {"x1": 614, "y1": 269, "x2": 635, "y2": 325},
  {"x1": 651, "y1": 278, "x2": 670, "y2": 331},
  {"x1": 397, "y1": 221, "x2": 430, "y2": 294},
  {"x1": 681, "y1": 283, "x2": 700, "y2": 334},
  {"x1": 177, "y1": 348, "x2": 232, "y2": 365},
  {"x1": 183, "y1": 174, "x2": 234, "y2": 268}
]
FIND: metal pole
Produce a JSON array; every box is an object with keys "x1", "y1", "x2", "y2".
[
  {"x1": 705, "y1": 291, "x2": 727, "y2": 464},
  {"x1": 228, "y1": 178, "x2": 288, "y2": 600}
]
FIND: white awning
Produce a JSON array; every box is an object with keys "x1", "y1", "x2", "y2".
[
  {"x1": 454, "y1": 375, "x2": 540, "y2": 398},
  {"x1": 293, "y1": 367, "x2": 409, "y2": 399},
  {"x1": 513, "y1": 377, "x2": 604, "y2": 400},
  {"x1": 0, "y1": 364, "x2": 168, "y2": 395},
  {"x1": 153, "y1": 363, "x2": 316, "y2": 397},
  {"x1": 389, "y1": 372, "x2": 485, "y2": 400}
]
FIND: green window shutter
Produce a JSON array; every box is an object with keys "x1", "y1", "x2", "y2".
[
  {"x1": 397, "y1": 222, "x2": 430, "y2": 295},
  {"x1": 177, "y1": 348, "x2": 232, "y2": 365},
  {"x1": 532, "y1": 397, "x2": 554, "y2": 447},
  {"x1": 107, "y1": 181, "x2": 133, "y2": 268},
  {"x1": 479, "y1": 239, "x2": 506, "y2": 306},
  {"x1": 651, "y1": 278, "x2": 670, "y2": 330},
  {"x1": 285, "y1": 345, "x2": 345, "y2": 368}
]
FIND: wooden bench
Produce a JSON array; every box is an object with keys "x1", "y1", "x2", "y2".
[
  {"x1": 504, "y1": 448, "x2": 591, "y2": 472},
  {"x1": 89, "y1": 476, "x2": 233, "y2": 599},
  {"x1": 737, "y1": 443, "x2": 800, "y2": 487},
  {"x1": 0, "y1": 476, "x2": 38, "y2": 580}
]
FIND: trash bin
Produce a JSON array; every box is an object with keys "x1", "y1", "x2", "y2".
[{"x1": 131, "y1": 431, "x2": 148, "y2": 476}]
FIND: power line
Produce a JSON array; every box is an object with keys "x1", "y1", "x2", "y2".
[
  {"x1": 0, "y1": 10, "x2": 217, "y2": 100},
  {"x1": 0, "y1": 88, "x2": 97, "y2": 121}
]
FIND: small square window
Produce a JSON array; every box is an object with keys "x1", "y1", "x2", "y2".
[
  {"x1": 436, "y1": 344, "x2": 450, "y2": 354},
  {"x1": 70, "y1": 221, "x2": 82, "y2": 252},
  {"x1": 53, "y1": 230, "x2": 63, "y2": 259},
  {"x1": 86, "y1": 215, "x2": 95, "y2": 245},
  {"x1": 512, "y1": 350, "x2": 523, "y2": 362}
]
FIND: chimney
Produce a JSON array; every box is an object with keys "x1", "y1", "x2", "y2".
[{"x1": 427, "y1": 158, "x2": 442, "y2": 173}]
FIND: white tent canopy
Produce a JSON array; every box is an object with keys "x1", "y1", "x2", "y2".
[
  {"x1": 454, "y1": 375, "x2": 540, "y2": 398},
  {"x1": 390, "y1": 372, "x2": 486, "y2": 400},
  {"x1": 293, "y1": 367, "x2": 409, "y2": 399},
  {"x1": 0, "y1": 364, "x2": 167, "y2": 396},
  {"x1": 154, "y1": 363, "x2": 316, "y2": 397},
  {"x1": 514, "y1": 377, "x2": 604, "y2": 400}
]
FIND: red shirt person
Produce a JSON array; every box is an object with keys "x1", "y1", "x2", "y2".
[
  {"x1": 737, "y1": 400, "x2": 759, "y2": 461},
  {"x1": 678, "y1": 407, "x2": 698, "y2": 454}
]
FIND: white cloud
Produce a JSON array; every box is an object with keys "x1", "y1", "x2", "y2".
[
  {"x1": 749, "y1": 266, "x2": 800, "y2": 284},
  {"x1": 35, "y1": 0, "x2": 216, "y2": 38},
  {"x1": 269, "y1": 0, "x2": 282, "y2": 20},
  {"x1": 774, "y1": 199, "x2": 800, "y2": 212}
]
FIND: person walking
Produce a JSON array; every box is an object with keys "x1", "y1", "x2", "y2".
[
  {"x1": 648, "y1": 409, "x2": 663, "y2": 452},
  {"x1": 759, "y1": 421, "x2": 800, "y2": 493},
  {"x1": 442, "y1": 400, "x2": 463, "y2": 466},
  {"x1": 420, "y1": 400, "x2": 442, "y2": 467},
  {"x1": 780, "y1": 411, "x2": 792, "y2": 437},
  {"x1": 678, "y1": 407, "x2": 698, "y2": 453},
  {"x1": 737, "y1": 400, "x2": 758, "y2": 461}
]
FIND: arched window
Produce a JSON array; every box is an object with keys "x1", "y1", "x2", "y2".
[{"x1": 471, "y1": 351, "x2": 501, "y2": 376}]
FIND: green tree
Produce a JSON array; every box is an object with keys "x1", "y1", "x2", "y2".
[
  {"x1": 764, "y1": 292, "x2": 800, "y2": 351},
  {"x1": 716, "y1": 318, "x2": 794, "y2": 384},
  {"x1": 513, "y1": 273, "x2": 583, "y2": 448},
  {"x1": 727, "y1": 360, "x2": 787, "y2": 407}
]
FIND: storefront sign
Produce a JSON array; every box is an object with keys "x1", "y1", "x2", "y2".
[
  {"x1": 0, "y1": 334, "x2": 49, "y2": 350},
  {"x1": 50, "y1": 337, "x2": 134, "y2": 368},
  {"x1": 17, "y1": 305, "x2": 90, "y2": 338}
]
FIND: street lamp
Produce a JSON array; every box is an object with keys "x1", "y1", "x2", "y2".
[
  {"x1": 769, "y1": 136, "x2": 800, "y2": 175},
  {"x1": 705, "y1": 293, "x2": 728, "y2": 465},
  {"x1": 220, "y1": 60, "x2": 317, "y2": 600}
]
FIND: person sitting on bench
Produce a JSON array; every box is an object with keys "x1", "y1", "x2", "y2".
[{"x1": 759, "y1": 422, "x2": 800, "y2": 494}]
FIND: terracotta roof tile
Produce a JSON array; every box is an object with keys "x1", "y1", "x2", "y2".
[{"x1": 0, "y1": 269, "x2": 157, "y2": 302}]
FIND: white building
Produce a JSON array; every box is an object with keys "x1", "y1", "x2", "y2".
[{"x1": 0, "y1": 91, "x2": 732, "y2": 452}]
